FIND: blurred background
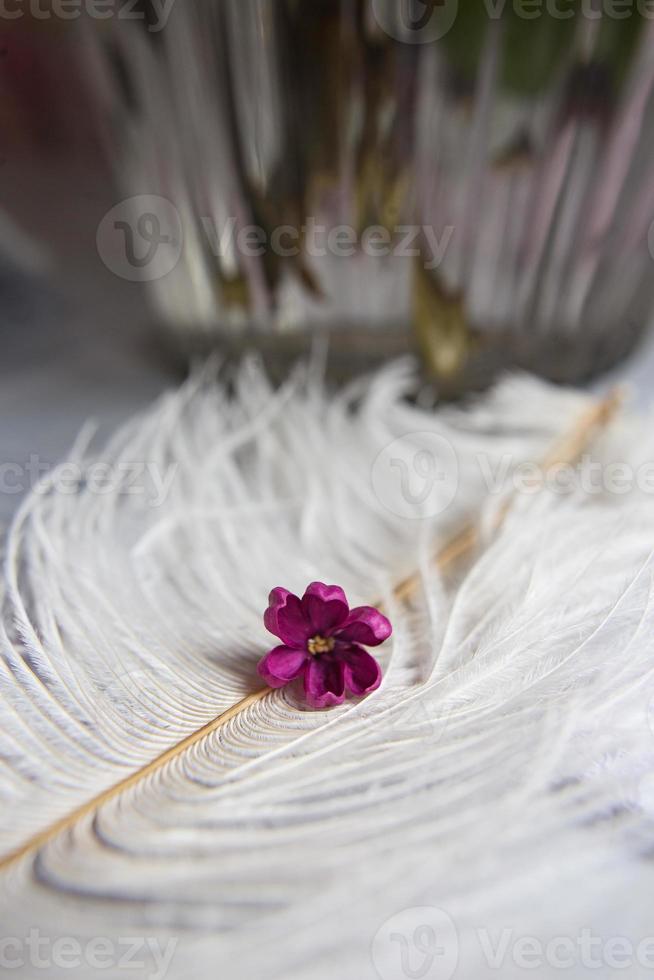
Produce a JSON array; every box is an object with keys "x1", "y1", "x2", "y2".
[{"x1": 3, "y1": 0, "x2": 654, "y2": 522}]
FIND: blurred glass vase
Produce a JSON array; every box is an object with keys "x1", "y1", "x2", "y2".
[{"x1": 86, "y1": 0, "x2": 654, "y2": 389}]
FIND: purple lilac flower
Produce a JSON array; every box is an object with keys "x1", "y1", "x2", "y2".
[{"x1": 257, "y1": 582, "x2": 391, "y2": 708}]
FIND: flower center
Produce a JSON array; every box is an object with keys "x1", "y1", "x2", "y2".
[{"x1": 307, "y1": 634, "x2": 335, "y2": 656}]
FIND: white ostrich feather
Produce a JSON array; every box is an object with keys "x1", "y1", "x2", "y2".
[{"x1": 1, "y1": 361, "x2": 653, "y2": 980}]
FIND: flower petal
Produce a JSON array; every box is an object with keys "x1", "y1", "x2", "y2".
[
  {"x1": 341, "y1": 645, "x2": 382, "y2": 696},
  {"x1": 301, "y1": 582, "x2": 350, "y2": 635},
  {"x1": 304, "y1": 656, "x2": 346, "y2": 708},
  {"x1": 257, "y1": 645, "x2": 308, "y2": 688},
  {"x1": 264, "y1": 588, "x2": 312, "y2": 646},
  {"x1": 336, "y1": 606, "x2": 392, "y2": 646}
]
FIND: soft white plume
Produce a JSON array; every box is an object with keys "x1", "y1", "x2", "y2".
[{"x1": 1, "y1": 361, "x2": 652, "y2": 980}]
